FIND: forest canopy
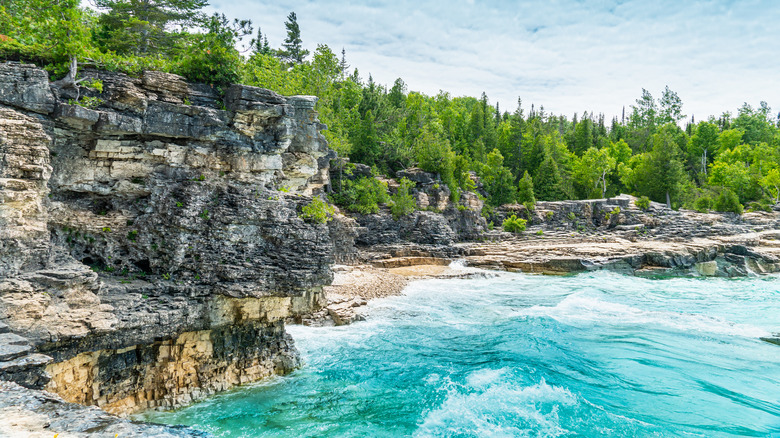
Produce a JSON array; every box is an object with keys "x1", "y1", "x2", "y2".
[{"x1": 1, "y1": 0, "x2": 779, "y2": 214}]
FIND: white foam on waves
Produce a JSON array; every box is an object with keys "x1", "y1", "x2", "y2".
[
  {"x1": 415, "y1": 368, "x2": 576, "y2": 438},
  {"x1": 520, "y1": 293, "x2": 771, "y2": 338}
]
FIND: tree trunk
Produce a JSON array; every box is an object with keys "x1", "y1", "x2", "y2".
[
  {"x1": 702, "y1": 149, "x2": 708, "y2": 175},
  {"x1": 666, "y1": 191, "x2": 671, "y2": 209}
]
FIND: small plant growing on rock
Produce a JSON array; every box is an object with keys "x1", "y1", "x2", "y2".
[
  {"x1": 536, "y1": 229, "x2": 544, "y2": 235},
  {"x1": 200, "y1": 209, "x2": 209, "y2": 220},
  {"x1": 127, "y1": 230, "x2": 138, "y2": 241},
  {"x1": 102, "y1": 227, "x2": 111, "y2": 232},
  {"x1": 162, "y1": 273, "x2": 171, "y2": 280},
  {"x1": 523, "y1": 201, "x2": 535, "y2": 219},
  {"x1": 390, "y1": 177, "x2": 417, "y2": 219},
  {"x1": 545, "y1": 211, "x2": 554, "y2": 220},
  {"x1": 567, "y1": 212, "x2": 577, "y2": 221},
  {"x1": 176, "y1": 201, "x2": 184, "y2": 208},
  {"x1": 604, "y1": 207, "x2": 621, "y2": 222},
  {"x1": 301, "y1": 197, "x2": 335, "y2": 224},
  {"x1": 635, "y1": 196, "x2": 651, "y2": 210},
  {"x1": 503, "y1": 215, "x2": 527, "y2": 233},
  {"x1": 82, "y1": 78, "x2": 103, "y2": 93}
]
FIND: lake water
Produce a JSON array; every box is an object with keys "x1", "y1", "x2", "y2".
[{"x1": 144, "y1": 269, "x2": 780, "y2": 437}]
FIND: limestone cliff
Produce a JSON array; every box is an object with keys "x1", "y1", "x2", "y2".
[{"x1": 0, "y1": 62, "x2": 349, "y2": 415}]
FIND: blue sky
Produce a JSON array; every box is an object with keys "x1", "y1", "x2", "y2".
[{"x1": 208, "y1": 0, "x2": 777, "y2": 121}]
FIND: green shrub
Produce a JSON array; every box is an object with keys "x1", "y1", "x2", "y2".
[
  {"x1": 351, "y1": 177, "x2": 389, "y2": 214},
  {"x1": 567, "y1": 212, "x2": 577, "y2": 221},
  {"x1": 390, "y1": 177, "x2": 416, "y2": 219},
  {"x1": 635, "y1": 196, "x2": 651, "y2": 210},
  {"x1": 693, "y1": 196, "x2": 712, "y2": 213},
  {"x1": 503, "y1": 215, "x2": 527, "y2": 233},
  {"x1": 713, "y1": 188, "x2": 743, "y2": 215},
  {"x1": 82, "y1": 78, "x2": 103, "y2": 93},
  {"x1": 747, "y1": 199, "x2": 773, "y2": 212},
  {"x1": 329, "y1": 177, "x2": 389, "y2": 214},
  {"x1": 177, "y1": 44, "x2": 242, "y2": 88},
  {"x1": 301, "y1": 197, "x2": 335, "y2": 224}
]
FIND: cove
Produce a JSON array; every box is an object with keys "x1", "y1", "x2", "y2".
[{"x1": 143, "y1": 271, "x2": 780, "y2": 437}]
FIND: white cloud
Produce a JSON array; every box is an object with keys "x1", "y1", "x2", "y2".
[{"x1": 203, "y1": 0, "x2": 780, "y2": 120}]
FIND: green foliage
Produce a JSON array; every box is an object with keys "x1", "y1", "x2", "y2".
[
  {"x1": 635, "y1": 196, "x2": 651, "y2": 210},
  {"x1": 69, "y1": 96, "x2": 103, "y2": 109},
  {"x1": 350, "y1": 177, "x2": 389, "y2": 214},
  {"x1": 502, "y1": 215, "x2": 527, "y2": 233},
  {"x1": 3, "y1": 2, "x2": 780, "y2": 214},
  {"x1": 177, "y1": 13, "x2": 250, "y2": 87},
  {"x1": 82, "y1": 78, "x2": 103, "y2": 92},
  {"x1": 300, "y1": 197, "x2": 335, "y2": 224},
  {"x1": 517, "y1": 171, "x2": 536, "y2": 204},
  {"x1": 278, "y1": 11, "x2": 309, "y2": 64},
  {"x1": 693, "y1": 195, "x2": 713, "y2": 212},
  {"x1": 329, "y1": 176, "x2": 389, "y2": 214},
  {"x1": 535, "y1": 152, "x2": 567, "y2": 201},
  {"x1": 713, "y1": 188, "x2": 743, "y2": 214},
  {"x1": 127, "y1": 230, "x2": 138, "y2": 241},
  {"x1": 94, "y1": 0, "x2": 207, "y2": 56},
  {"x1": 390, "y1": 177, "x2": 416, "y2": 219},
  {"x1": 480, "y1": 149, "x2": 517, "y2": 206}
]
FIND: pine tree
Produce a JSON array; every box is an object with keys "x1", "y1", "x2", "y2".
[
  {"x1": 339, "y1": 47, "x2": 350, "y2": 79},
  {"x1": 517, "y1": 171, "x2": 536, "y2": 204},
  {"x1": 251, "y1": 26, "x2": 272, "y2": 55},
  {"x1": 534, "y1": 152, "x2": 567, "y2": 201},
  {"x1": 94, "y1": 0, "x2": 207, "y2": 55},
  {"x1": 278, "y1": 11, "x2": 309, "y2": 64}
]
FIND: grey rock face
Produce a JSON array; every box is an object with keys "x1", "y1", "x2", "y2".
[
  {"x1": 0, "y1": 62, "x2": 340, "y2": 419},
  {"x1": 0, "y1": 381, "x2": 207, "y2": 437},
  {"x1": 0, "y1": 63, "x2": 55, "y2": 114}
]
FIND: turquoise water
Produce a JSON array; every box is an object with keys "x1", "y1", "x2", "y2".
[{"x1": 144, "y1": 270, "x2": 780, "y2": 437}]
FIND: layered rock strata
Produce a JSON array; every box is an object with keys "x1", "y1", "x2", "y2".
[{"x1": 0, "y1": 62, "x2": 344, "y2": 417}]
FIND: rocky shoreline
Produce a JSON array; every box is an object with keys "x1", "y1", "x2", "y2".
[{"x1": 2, "y1": 61, "x2": 780, "y2": 436}]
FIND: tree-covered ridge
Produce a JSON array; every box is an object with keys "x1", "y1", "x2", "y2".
[{"x1": 2, "y1": 1, "x2": 779, "y2": 214}]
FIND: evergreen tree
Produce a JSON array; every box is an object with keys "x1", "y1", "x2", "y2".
[
  {"x1": 535, "y1": 152, "x2": 568, "y2": 201},
  {"x1": 480, "y1": 149, "x2": 517, "y2": 206},
  {"x1": 278, "y1": 11, "x2": 309, "y2": 64},
  {"x1": 517, "y1": 171, "x2": 536, "y2": 204},
  {"x1": 339, "y1": 47, "x2": 350, "y2": 79},
  {"x1": 250, "y1": 26, "x2": 272, "y2": 55},
  {"x1": 94, "y1": 0, "x2": 207, "y2": 55}
]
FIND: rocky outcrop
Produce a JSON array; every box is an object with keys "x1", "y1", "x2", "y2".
[
  {"x1": 0, "y1": 380, "x2": 205, "y2": 437},
  {"x1": 338, "y1": 167, "x2": 487, "y2": 246},
  {"x1": 0, "y1": 62, "x2": 339, "y2": 417}
]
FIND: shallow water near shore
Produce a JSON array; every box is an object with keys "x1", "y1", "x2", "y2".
[{"x1": 143, "y1": 270, "x2": 780, "y2": 437}]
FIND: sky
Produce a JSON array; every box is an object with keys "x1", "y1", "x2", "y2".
[{"x1": 183, "y1": 1, "x2": 780, "y2": 121}]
